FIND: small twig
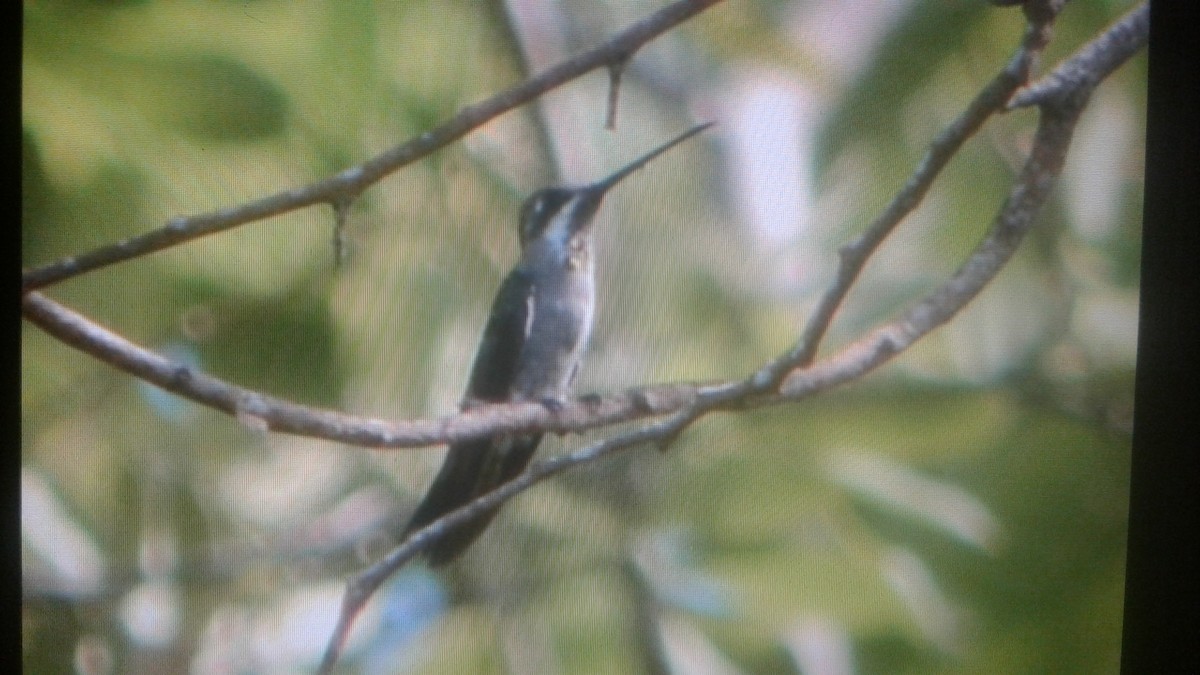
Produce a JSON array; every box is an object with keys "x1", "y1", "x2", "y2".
[
  {"x1": 605, "y1": 55, "x2": 630, "y2": 130},
  {"x1": 20, "y1": 0, "x2": 725, "y2": 293},
  {"x1": 330, "y1": 197, "x2": 353, "y2": 267}
]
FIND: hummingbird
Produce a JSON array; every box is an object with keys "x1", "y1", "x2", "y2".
[{"x1": 402, "y1": 123, "x2": 711, "y2": 565}]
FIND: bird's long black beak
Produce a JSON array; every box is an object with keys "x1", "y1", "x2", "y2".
[
  {"x1": 587, "y1": 122, "x2": 713, "y2": 197},
  {"x1": 562, "y1": 122, "x2": 712, "y2": 236}
]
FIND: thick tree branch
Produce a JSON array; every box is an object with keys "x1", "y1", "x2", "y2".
[{"x1": 20, "y1": 0, "x2": 724, "y2": 293}]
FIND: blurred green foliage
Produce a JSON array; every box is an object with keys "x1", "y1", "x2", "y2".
[{"x1": 23, "y1": 1, "x2": 1143, "y2": 673}]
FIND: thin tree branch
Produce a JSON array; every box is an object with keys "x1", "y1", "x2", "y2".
[
  {"x1": 753, "y1": 0, "x2": 1064, "y2": 393},
  {"x1": 21, "y1": 2, "x2": 1144, "y2": 667},
  {"x1": 1009, "y1": 2, "x2": 1149, "y2": 110},
  {"x1": 18, "y1": 0, "x2": 1147, "y2": 460},
  {"x1": 317, "y1": 2, "x2": 1145, "y2": 667},
  {"x1": 317, "y1": 406, "x2": 700, "y2": 672},
  {"x1": 25, "y1": 0, "x2": 1048, "y2": 453},
  {"x1": 20, "y1": 0, "x2": 725, "y2": 293},
  {"x1": 21, "y1": 289, "x2": 701, "y2": 447}
]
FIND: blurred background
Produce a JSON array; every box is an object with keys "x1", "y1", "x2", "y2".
[{"x1": 23, "y1": 1, "x2": 1144, "y2": 673}]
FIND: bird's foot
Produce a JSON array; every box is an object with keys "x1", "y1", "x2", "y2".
[{"x1": 539, "y1": 396, "x2": 567, "y2": 413}]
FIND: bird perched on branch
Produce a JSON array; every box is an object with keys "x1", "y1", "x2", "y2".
[{"x1": 401, "y1": 123, "x2": 711, "y2": 564}]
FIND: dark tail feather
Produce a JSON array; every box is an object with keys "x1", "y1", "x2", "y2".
[{"x1": 402, "y1": 434, "x2": 542, "y2": 566}]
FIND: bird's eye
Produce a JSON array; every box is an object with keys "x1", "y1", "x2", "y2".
[{"x1": 520, "y1": 190, "x2": 565, "y2": 243}]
